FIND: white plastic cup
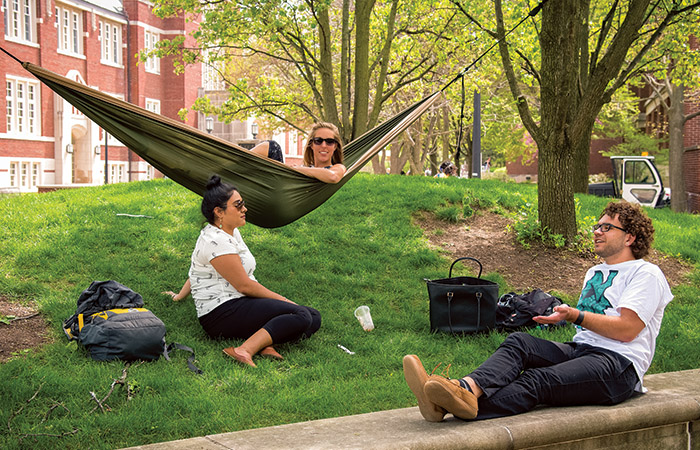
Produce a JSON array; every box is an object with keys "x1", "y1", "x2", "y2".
[{"x1": 354, "y1": 305, "x2": 375, "y2": 331}]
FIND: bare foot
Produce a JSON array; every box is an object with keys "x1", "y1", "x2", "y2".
[
  {"x1": 223, "y1": 347, "x2": 256, "y2": 367},
  {"x1": 260, "y1": 346, "x2": 284, "y2": 360}
]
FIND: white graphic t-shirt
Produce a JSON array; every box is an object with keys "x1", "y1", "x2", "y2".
[
  {"x1": 189, "y1": 224, "x2": 256, "y2": 317},
  {"x1": 573, "y1": 259, "x2": 673, "y2": 391}
]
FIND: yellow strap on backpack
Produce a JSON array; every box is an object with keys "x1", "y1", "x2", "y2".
[
  {"x1": 92, "y1": 308, "x2": 146, "y2": 320},
  {"x1": 78, "y1": 308, "x2": 148, "y2": 331}
]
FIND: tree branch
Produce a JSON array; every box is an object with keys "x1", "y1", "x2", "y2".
[
  {"x1": 589, "y1": 0, "x2": 619, "y2": 77},
  {"x1": 7, "y1": 382, "x2": 44, "y2": 432},
  {"x1": 0, "y1": 312, "x2": 40, "y2": 324},
  {"x1": 448, "y1": 0, "x2": 495, "y2": 38},
  {"x1": 644, "y1": 73, "x2": 670, "y2": 113},
  {"x1": 607, "y1": 1, "x2": 700, "y2": 97},
  {"x1": 494, "y1": 0, "x2": 540, "y2": 143},
  {"x1": 684, "y1": 109, "x2": 700, "y2": 124},
  {"x1": 89, "y1": 362, "x2": 142, "y2": 414},
  {"x1": 18, "y1": 428, "x2": 79, "y2": 443},
  {"x1": 514, "y1": 48, "x2": 541, "y2": 87}
]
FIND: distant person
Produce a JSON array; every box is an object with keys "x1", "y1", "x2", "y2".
[
  {"x1": 434, "y1": 161, "x2": 456, "y2": 178},
  {"x1": 251, "y1": 122, "x2": 346, "y2": 184},
  {"x1": 404, "y1": 201, "x2": 672, "y2": 421},
  {"x1": 482, "y1": 157, "x2": 491, "y2": 172},
  {"x1": 164, "y1": 175, "x2": 321, "y2": 367}
]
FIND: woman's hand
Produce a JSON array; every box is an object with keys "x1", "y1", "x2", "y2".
[
  {"x1": 162, "y1": 290, "x2": 181, "y2": 301},
  {"x1": 163, "y1": 279, "x2": 191, "y2": 302}
]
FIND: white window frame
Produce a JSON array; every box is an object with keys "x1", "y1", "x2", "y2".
[
  {"x1": 109, "y1": 163, "x2": 126, "y2": 183},
  {"x1": 4, "y1": 0, "x2": 36, "y2": 44},
  {"x1": 55, "y1": 4, "x2": 83, "y2": 56},
  {"x1": 9, "y1": 161, "x2": 41, "y2": 190},
  {"x1": 99, "y1": 19, "x2": 122, "y2": 66},
  {"x1": 20, "y1": 161, "x2": 28, "y2": 188},
  {"x1": 6, "y1": 76, "x2": 41, "y2": 137},
  {"x1": 9, "y1": 162, "x2": 18, "y2": 187},
  {"x1": 145, "y1": 98, "x2": 160, "y2": 114},
  {"x1": 202, "y1": 51, "x2": 226, "y2": 91},
  {"x1": 144, "y1": 30, "x2": 160, "y2": 74},
  {"x1": 31, "y1": 161, "x2": 40, "y2": 187}
]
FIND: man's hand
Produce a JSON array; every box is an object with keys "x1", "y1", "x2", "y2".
[
  {"x1": 534, "y1": 304, "x2": 645, "y2": 342},
  {"x1": 533, "y1": 304, "x2": 576, "y2": 324}
]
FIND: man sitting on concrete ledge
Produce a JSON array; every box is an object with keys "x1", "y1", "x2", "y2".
[{"x1": 404, "y1": 200, "x2": 673, "y2": 421}]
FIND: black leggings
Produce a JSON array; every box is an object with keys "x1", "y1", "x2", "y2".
[{"x1": 199, "y1": 296, "x2": 321, "y2": 344}]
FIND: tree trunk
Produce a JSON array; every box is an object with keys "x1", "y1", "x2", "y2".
[
  {"x1": 537, "y1": 0, "x2": 582, "y2": 238},
  {"x1": 317, "y1": 8, "x2": 340, "y2": 126},
  {"x1": 339, "y1": 0, "x2": 351, "y2": 136},
  {"x1": 494, "y1": 0, "x2": 666, "y2": 240},
  {"x1": 352, "y1": 0, "x2": 375, "y2": 139},
  {"x1": 668, "y1": 82, "x2": 687, "y2": 213},
  {"x1": 356, "y1": 0, "x2": 380, "y2": 174},
  {"x1": 572, "y1": 120, "x2": 595, "y2": 192},
  {"x1": 442, "y1": 102, "x2": 455, "y2": 173},
  {"x1": 538, "y1": 141, "x2": 577, "y2": 237},
  {"x1": 463, "y1": 130, "x2": 472, "y2": 178},
  {"x1": 409, "y1": 117, "x2": 424, "y2": 176},
  {"x1": 389, "y1": 140, "x2": 410, "y2": 174}
]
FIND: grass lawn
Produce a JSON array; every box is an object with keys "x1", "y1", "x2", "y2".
[{"x1": 1, "y1": 174, "x2": 699, "y2": 449}]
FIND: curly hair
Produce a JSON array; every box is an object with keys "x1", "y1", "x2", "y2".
[
  {"x1": 303, "y1": 122, "x2": 344, "y2": 167},
  {"x1": 601, "y1": 201, "x2": 654, "y2": 259}
]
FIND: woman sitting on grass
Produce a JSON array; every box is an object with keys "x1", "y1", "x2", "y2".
[
  {"x1": 164, "y1": 175, "x2": 321, "y2": 367},
  {"x1": 250, "y1": 122, "x2": 347, "y2": 184}
]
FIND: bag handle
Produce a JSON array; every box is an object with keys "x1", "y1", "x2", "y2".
[{"x1": 448, "y1": 257, "x2": 483, "y2": 279}]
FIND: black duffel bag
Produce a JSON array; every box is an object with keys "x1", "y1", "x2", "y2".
[{"x1": 426, "y1": 257, "x2": 499, "y2": 334}]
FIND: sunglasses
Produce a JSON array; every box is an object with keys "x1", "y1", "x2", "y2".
[
  {"x1": 311, "y1": 137, "x2": 338, "y2": 146},
  {"x1": 233, "y1": 200, "x2": 245, "y2": 211},
  {"x1": 592, "y1": 223, "x2": 626, "y2": 233}
]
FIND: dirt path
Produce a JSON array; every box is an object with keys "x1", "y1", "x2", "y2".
[{"x1": 414, "y1": 211, "x2": 692, "y2": 298}]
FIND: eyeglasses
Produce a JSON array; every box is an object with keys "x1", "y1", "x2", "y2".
[
  {"x1": 233, "y1": 200, "x2": 245, "y2": 211},
  {"x1": 592, "y1": 223, "x2": 626, "y2": 233},
  {"x1": 311, "y1": 137, "x2": 338, "y2": 146}
]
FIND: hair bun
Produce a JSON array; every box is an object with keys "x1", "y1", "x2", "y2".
[{"x1": 206, "y1": 174, "x2": 222, "y2": 190}]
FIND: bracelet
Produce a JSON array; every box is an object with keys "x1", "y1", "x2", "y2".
[{"x1": 573, "y1": 310, "x2": 585, "y2": 326}]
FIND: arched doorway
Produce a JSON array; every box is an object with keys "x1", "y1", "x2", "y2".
[{"x1": 71, "y1": 125, "x2": 91, "y2": 183}]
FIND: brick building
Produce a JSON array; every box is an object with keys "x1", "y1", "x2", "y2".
[{"x1": 0, "y1": 0, "x2": 202, "y2": 192}]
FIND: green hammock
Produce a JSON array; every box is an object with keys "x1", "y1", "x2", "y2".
[{"x1": 22, "y1": 62, "x2": 440, "y2": 228}]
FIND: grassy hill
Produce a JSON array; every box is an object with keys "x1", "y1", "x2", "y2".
[{"x1": 1, "y1": 174, "x2": 698, "y2": 449}]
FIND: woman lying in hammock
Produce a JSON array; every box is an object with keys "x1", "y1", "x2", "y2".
[
  {"x1": 163, "y1": 175, "x2": 321, "y2": 367},
  {"x1": 251, "y1": 122, "x2": 347, "y2": 184}
]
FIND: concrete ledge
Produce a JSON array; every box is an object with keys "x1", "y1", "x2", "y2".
[{"x1": 123, "y1": 369, "x2": 700, "y2": 449}]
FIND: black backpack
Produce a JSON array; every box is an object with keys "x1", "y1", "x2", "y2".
[
  {"x1": 495, "y1": 289, "x2": 567, "y2": 331},
  {"x1": 63, "y1": 280, "x2": 201, "y2": 373}
]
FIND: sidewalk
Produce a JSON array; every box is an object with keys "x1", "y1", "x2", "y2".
[{"x1": 123, "y1": 368, "x2": 700, "y2": 449}]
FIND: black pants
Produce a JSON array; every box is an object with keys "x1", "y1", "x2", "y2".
[
  {"x1": 199, "y1": 296, "x2": 321, "y2": 344},
  {"x1": 468, "y1": 332, "x2": 639, "y2": 420}
]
